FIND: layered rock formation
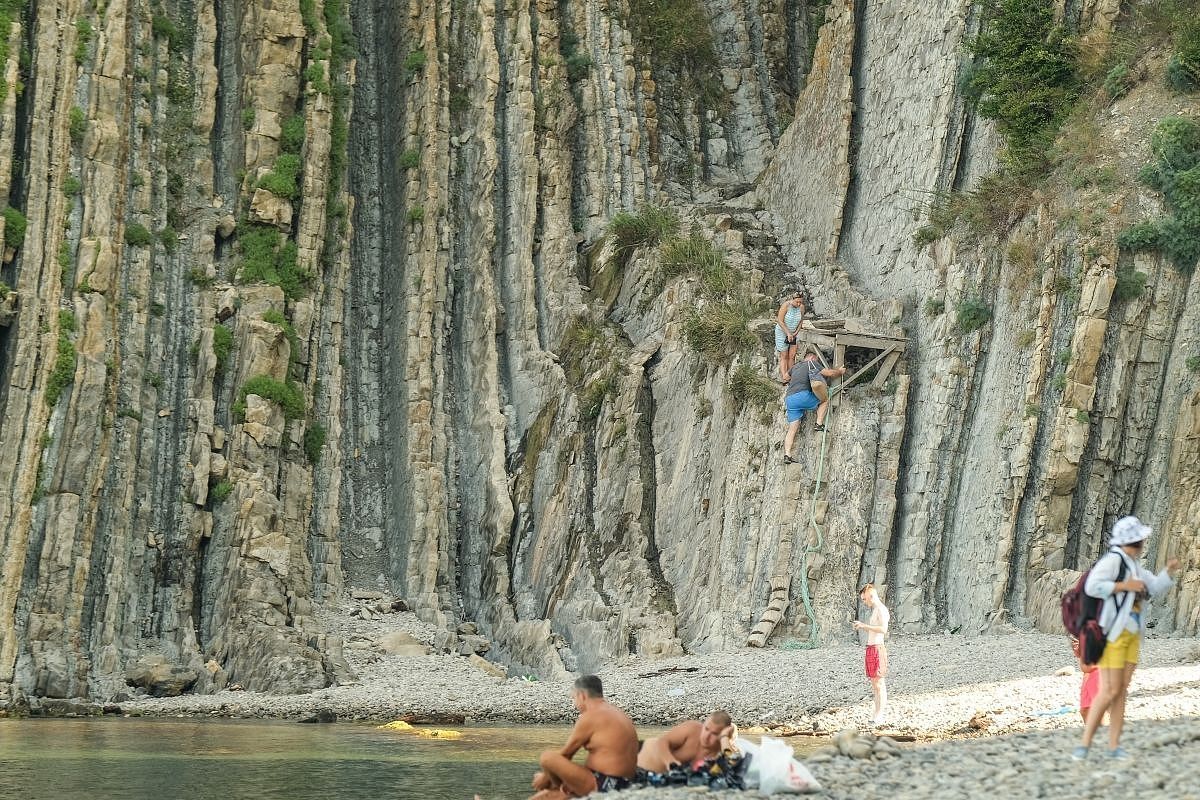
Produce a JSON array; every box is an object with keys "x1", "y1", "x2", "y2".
[{"x1": 0, "y1": 0, "x2": 1197, "y2": 702}]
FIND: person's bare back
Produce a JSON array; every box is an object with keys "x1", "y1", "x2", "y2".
[
  {"x1": 638, "y1": 720, "x2": 701, "y2": 773},
  {"x1": 530, "y1": 676, "x2": 639, "y2": 800},
  {"x1": 575, "y1": 701, "x2": 639, "y2": 779}
]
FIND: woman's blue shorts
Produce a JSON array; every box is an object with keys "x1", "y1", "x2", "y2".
[{"x1": 785, "y1": 390, "x2": 819, "y2": 423}]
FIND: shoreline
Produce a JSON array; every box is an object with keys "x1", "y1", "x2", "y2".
[{"x1": 115, "y1": 631, "x2": 1200, "y2": 736}]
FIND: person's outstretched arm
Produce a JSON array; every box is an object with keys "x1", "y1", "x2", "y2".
[{"x1": 1146, "y1": 558, "x2": 1181, "y2": 597}]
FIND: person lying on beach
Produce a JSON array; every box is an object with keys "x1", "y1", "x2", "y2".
[
  {"x1": 637, "y1": 710, "x2": 735, "y2": 775},
  {"x1": 529, "y1": 675, "x2": 639, "y2": 799}
]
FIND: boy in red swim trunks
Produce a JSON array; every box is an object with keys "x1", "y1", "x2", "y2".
[{"x1": 853, "y1": 584, "x2": 890, "y2": 726}]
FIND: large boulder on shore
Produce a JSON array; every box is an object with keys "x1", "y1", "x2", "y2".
[
  {"x1": 124, "y1": 655, "x2": 199, "y2": 697},
  {"x1": 377, "y1": 631, "x2": 429, "y2": 657}
]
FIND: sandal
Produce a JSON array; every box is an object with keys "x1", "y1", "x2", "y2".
[
  {"x1": 814, "y1": 423, "x2": 825, "y2": 432},
  {"x1": 783, "y1": 455, "x2": 799, "y2": 464}
]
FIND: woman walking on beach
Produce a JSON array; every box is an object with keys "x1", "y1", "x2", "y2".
[{"x1": 1073, "y1": 516, "x2": 1179, "y2": 760}]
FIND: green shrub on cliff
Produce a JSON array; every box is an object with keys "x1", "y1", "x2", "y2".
[
  {"x1": 627, "y1": 0, "x2": 720, "y2": 105},
  {"x1": 74, "y1": 18, "x2": 92, "y2": 64},
  {"x1": 299, "y1": 0, "x2": 320, "y2": 35},
  {"x1": 1102, "y1": 62, "x2": 1134, "y2": 100},
  {"x1": 46, "y1": 323, "x2": 77, "y2": 408},
  {"x1": 258, "y1": 153, "x2": 302, "y2": 199},
  {"x1": 124, "y1": 222, "x2": 154, "y2": 247},
  {"x1": 233, "y1": 375, "x2": 305, "y2": 421},
  {"x1": 659, "y1": 233, "x2": 735, "y2": 299},
  {"x1": 68, "y1": 106, "x2": 85, "y2": 144},
  {"x1": 237, "y1": 220, "x2": 309, "y2": 299},
  {"x1": 1112, "y1": 265, "x2": 1147, "y2": 302},
  {"x1": 212, "y1": 323, "x2": 233, "y2": 373},
  {"x1": 404, "y1": 49, "x2": 426, "y2": 76},
  {"x1": 304, "y1": 424, "x2": 327, "y2": 464},
  {"x1": 1167, "y1": 19, "x2": 1200, "y2": 92},
  {"x1": 0, "y1": 1, "x2": 22, "y2": 102},
  {"x1": 955, "y1": 296, "x2": 993, "y2": 334},
  {"x1": 210, "y1": 480, "x2": 233, "y2": 503},
  {"x1": 2, "y1": 206, "x2": 26, "y2": 249},
  {"x1": 1120, "y1": 116, "x2": 1200, "y2": 273},
  {"x1": 280, "y1": 114, "x2": 306, "y2": 154},
  {"x1": 151, "y1": 13, "x2": 192, "y2": 53},
  {"x1": 964, "y1": 0, "x2": 1079, "y2": 171}
]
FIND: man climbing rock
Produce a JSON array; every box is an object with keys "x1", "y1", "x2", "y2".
[
  {"x1": 802, "y1": 351, "x2": 847, "y2": 433},
  {"x1": 530, "y1": 675, "x2": 639, "y2": 799},
  {"x1": 637, "y1": 710, "x2": 736, "y2": 775},
  {"x1": 853, "y1": 583, "x2": 890, "y2": 727},
  {"x1": 782, "y1": 360, "x2": 820, "y2": 464}
]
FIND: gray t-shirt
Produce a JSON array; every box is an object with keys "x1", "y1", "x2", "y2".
[
  {"x1": 806, "y1": 359, "x2": 827, "y2": 386},
  {"x1": 786, "y1": 363, "x2": 811, "y2": 397}
]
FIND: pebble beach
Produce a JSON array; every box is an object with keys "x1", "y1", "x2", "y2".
[{"x1": 121, "y1": 603, "x2": 1200, "y2": 798}]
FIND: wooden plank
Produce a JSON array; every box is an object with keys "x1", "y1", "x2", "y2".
[
  {"x1": 835, "y1": 345, "x2": 898, "y2": 394},
  {"x1": 794, "y1": 331, "x2": 837, "y2": 350},
  {"x1": 835, "y1": 332, "x2": 908, "y2": 349},
  {"x1": 834, "y1": 343, "x2": 846, "y2": 369},
  {"x1": 871, "y1": 351, "x2": 902, "y2": 388}
]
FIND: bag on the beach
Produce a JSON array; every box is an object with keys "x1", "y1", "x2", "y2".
[
  {"x1": 751, "y1": 736, "x2": 821, "y2": 795},
  {"x1": 1061, "y1": 554, "x2": 1126, "y2": 666}
]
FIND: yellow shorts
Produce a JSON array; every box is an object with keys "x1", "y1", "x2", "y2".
[{"x1": 1098, "y1": 630, "x2": 1141, "y2": 670}]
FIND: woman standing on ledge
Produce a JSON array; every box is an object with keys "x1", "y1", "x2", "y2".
[{"x1": 774, "y1": 291, "x2": 806, "y2": 383}]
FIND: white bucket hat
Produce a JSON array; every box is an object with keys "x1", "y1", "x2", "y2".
[{"x1": 1110, "y1": 515, "x2": 1152, "y2": 546}]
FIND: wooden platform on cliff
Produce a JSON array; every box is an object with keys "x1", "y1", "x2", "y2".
[{"x1": 793, "y1": 320, "x2": 905, "y2": 404}]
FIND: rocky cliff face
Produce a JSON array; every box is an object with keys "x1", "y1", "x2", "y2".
[{"x1": 0, "y1": 0, "x2": 1197, "y2": 701}]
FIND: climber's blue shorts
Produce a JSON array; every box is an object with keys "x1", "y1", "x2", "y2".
[{"x1": 785, "y1": 390, "x2": 819, "y2": 423}]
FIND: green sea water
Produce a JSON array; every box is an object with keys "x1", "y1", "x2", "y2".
[{"x1": 0, "y1": 717, "x2": 588, "y2": 800}]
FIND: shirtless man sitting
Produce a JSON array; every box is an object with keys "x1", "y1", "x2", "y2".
[
  {"x1": 529, "y1": 675, "x2": 639, "y2": 799},
  {"x1": 637, "y1": 710, "x2": 735, "y2": 775}
]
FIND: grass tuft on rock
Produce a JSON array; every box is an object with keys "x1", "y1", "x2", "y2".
[
  {"x1": 683, "y1": 302, "x2": 758, "y2": 357},
  {"x1": 660, "y1": 233, "x2": 735, "y2": 299},
  {"x1": 729, "y1": 364, "x2": 779, "y2": 411},
  {"x1": 608, "y1": 206, "x2": 680, "y2": 261}
]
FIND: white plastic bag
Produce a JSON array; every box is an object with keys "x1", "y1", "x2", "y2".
[{"x1": 751, "y1": 736, "x2": 822, "y2": 795}]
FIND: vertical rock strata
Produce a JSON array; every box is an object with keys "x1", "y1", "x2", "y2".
[
  {"x1": 0, "y1": 0, "x2": 1198, "y2": 702},
  {"x1": 0, "y1": 0, "x2": 353, "y2": 699}
]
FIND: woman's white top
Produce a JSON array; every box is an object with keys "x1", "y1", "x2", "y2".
[{"x1": 1084, "y1": 547, "x2": 1173, "y2": 642}]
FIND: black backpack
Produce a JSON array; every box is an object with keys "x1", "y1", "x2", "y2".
[{"x1": 1061, "y1": 549, "x2": 1128, "y2": 666}]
